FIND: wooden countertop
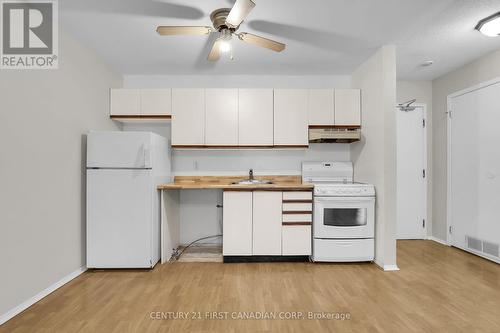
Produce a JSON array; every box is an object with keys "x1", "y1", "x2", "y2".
[{"x1": 157, "y1": 175, "x2": 313, "y2": 191}]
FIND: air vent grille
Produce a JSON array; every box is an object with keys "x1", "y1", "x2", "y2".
[
  {"x1": 483, "y1": 241, "x2": 499, "y2": 258},
  {"x1": 466, "y1": 235, "x2": 499, "y2": 258},
  {"x1": 466, "y1": 236, "x2": 482, "y2": 252}
]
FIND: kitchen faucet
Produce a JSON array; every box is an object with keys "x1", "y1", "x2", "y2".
[{"x1": 249, "y1": 169, "x2": 254, "y2": 181}]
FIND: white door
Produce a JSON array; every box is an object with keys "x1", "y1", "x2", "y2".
[
  {"x1": 238, "y1": 89, "x2": 274, "y2": 146},
  {"x1": 141, "y1": 89, "x2": 172, "y2": 116},
  {"x1": 87, "y1": 169, "x2": 153, "y2": 268},
  {"x1": 87, "y1": 131, "x2": 152, "y2": 169},
  {"x1": 252, "y1": 191, "x2": 282, "y2": 255},
  {"x1": 308, "y1": 89, "x2": 335, "y2": 125},
  {"x1": 396, "y1": 105, "x2": 426, "y2": 239},
  {"x1": 334, "y1": 89, "x2": 361, "y2": 126},
  {"x1": 205, "y1": 89, "x2": 238, "y2": 146},
  {"x1": 274, "y1": 89, "x2": 309, "y2": 146},
  {"x1": 223, "y1": 191, "x2": 253, "y2": 255},
  {"x1": 171, "y1": 89, "x2": 205, "y2": 146},
  {"x1": 449, "y1": 82, "x2": 500, "y2": 261}
]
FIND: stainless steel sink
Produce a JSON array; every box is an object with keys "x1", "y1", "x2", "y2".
[
  {"x1": 231, "y1": 169, "x2": 273, "y2": 185},
  {"x1": 231, "y1": 179, "x2": 274, "y2": 185}
]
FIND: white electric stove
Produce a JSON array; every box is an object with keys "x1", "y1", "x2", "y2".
[{"x1": 302, "y1": 161, "x2": 375, "y2": 262}]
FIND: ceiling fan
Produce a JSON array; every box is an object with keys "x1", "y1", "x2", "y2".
[{"x1": 156, "y1": 0, "x2": 286, "y2": 61}]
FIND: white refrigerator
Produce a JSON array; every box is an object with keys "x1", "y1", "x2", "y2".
[{"x1": 86, "y1": 131, "x2": 170, "y2": 268}]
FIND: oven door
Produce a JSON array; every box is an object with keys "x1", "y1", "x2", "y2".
[{"x1": 314, "y1": 196, "x2": 375, "y2": 239}]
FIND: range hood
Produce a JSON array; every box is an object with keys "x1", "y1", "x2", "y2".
[{"x1": 309, "y1": 126, "x2": 361, "y2": 143}]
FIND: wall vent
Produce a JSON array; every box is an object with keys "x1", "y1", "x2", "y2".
[
  {"x1": 466, "y1": 236, "x2": 500, "y2": 258},
  {"x1": 483, "y1": 241, "x2": 499, "y2": 258},
  {"x1": 466, "y1": 236, "x2": 482, "y2": 252}
]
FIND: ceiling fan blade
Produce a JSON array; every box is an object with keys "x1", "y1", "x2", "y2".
[
  {"x1": 156, "y1": 26, "x2": 212, "y2": 36},
  {"x1": 226, "y1": 0, "x2": 255, "y2": 28},
  {"x1": 207, "y1": 38, "x2": 222, "y2": 61},
  {"x1": 238, "y1": 32, "x2": 286, "y2": 52}
]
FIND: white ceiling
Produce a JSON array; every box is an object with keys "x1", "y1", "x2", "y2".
[{"x1": 60, "y1": 0, "x2": 500, "y2": 80}]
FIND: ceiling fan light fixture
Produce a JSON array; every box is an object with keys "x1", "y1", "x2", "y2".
[
  {"x1": 155, "y1": 0, "x2": 285, "y2": 62},
  {"x1": 476, "y1": 11, "x2": 500, "y2": 37},
  {"x1": 219, "y1": 40, "x2": 232, "y2": 53}
]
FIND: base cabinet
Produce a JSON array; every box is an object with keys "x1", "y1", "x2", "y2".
[
  {"x1": 223, "y1": 190, "x2": 312, "y2": 258},
  {"x1": 253, "y1": 192, "x2": 282, "y2": 255},
  {"x1": 282, "y1": 226, "x2": 312, "y2": 255},
  {"x1": 222, "y1": 192, "x2": 253, "y2": 255}
]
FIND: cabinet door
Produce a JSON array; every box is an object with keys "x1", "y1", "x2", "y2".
[
  {"x1": 274, "y1": 89, "x2": 309, "y2": 146},
  {"x1": 223, "y1": 191, "x2": 253, "y2": 256},
  {"x1": 282, "y1": 226, "x2": 311, "y2": 256},
  {"x1": 252, "y1": 191, "x2": 282, "y2": 255},
  {"x1": 238, "y1": 89, "x2": 274, "y2": 146},
  {"x1": 141, "y1": 89, "x2": 172, "y2": 115},
  {"x1": 308, "y1": 89, "x2": 335, "y2": 125},
  {"x1": 335, "y1": 89, "x2": 361, "y2": 126},
  {"x1": 171, "y1": 89, "x2": 205, "y2": 146},
  {"x1": 110, "y1": 89, "x2": 141, "y2": 115},
  {"x1": 205, "y1": 89, "x2": 238, "y2": 146}
]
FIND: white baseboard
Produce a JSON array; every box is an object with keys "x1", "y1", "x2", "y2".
[
  {"x1": 382, "y1": 264, "x2": 400, "y2": 271},
  {"x1": 374, "y1": 260, "x2": 400, "y2": 271},
  {"x1": 426, "y1": 236, "x2": 449, "y2": 246},
  {"x1": 0, "y1": 266, "x2": 87, "y2": 326}
]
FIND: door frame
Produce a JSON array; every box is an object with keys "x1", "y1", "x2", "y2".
[
  {"x1": 446, "y1": 76, "x2": 500, "y2": 245},
  {"x1": 396, "y1": 103, "x2": 428, "y2": 239}
]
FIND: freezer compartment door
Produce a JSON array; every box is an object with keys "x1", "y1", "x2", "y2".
[
  {"x1": 87, "y1": 131, "x2": 152, "y2": 169},
  {"x1": 87, "y1": 169, "x2": 154, "y2": 268}
]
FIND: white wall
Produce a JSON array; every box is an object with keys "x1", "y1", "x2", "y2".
[
  {"x1": 351, "y1": 46, "x2": 397, "y2": 269},
  {"x1": 397, "y1": 81, "x2": 432, "y2": 106},
  {"x1": 124, "y1": 75, "x2": 351, "y2": 89},
  {"x1": 397, "y1": 80, "x2": 433, "y2": 237},
  {"x1": 432, "y1": 48, "x2": 500, "y2": 241},
  {"x1": 0, "y1": 30, "x2": 122, "y2": 320},
  {"x1": 173, "y1": 145, "x2": 350, "y2": 175}
]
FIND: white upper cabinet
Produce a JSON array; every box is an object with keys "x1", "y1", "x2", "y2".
[
  {"x1": 238, "y1": 89, "x2": 274, "y2": 146},
  {"x1": 335, "y1": 89, "x2": 361, "y2": 126},
  {"x1": 205, "y1": 89, "x2": 238, "y2": 146},
  {"x1": 308, "y1": 89, "x2": 335, "y2": 126},
  {"x1": 110, "y1": 89, "x2": 141, "y2": 115},
  {"x1": 171, "y1": 89, "x2": 205, "y2": 146},
  {"x1": 274, "y1": 89, "x2": 309, "y2": 146},
  {"x1": 110, "y1": 89, "x2": 172, "y2": 116},
  {"x1": 140, "y1": 89, "x2": 171, "y2": 115}
]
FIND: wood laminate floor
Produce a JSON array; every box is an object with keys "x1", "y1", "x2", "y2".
[{"x1": 1, "y1": 240, "x2": 499, "y2": 332}]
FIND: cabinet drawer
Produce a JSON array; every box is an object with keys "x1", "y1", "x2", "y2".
[
  {"x1": 282, "y1": 214, "x2": 312, "y2": 223},
  {"x1": 312, "y1": 238, "x2": 374, "y2": 262},
  {"x1": 282, "y1": 203, "x2": 312, "y2": 212},
  {"x1": 283, "y1": 192, "x2": 312, "y2": 201},
  {"x1": 282, "y1": 226, "x2": 311, "y2": 255}
]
